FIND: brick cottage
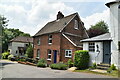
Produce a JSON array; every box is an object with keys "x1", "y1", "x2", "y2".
[{"x1": 33, "y1": 11, "x2": 88, "y2": 64}]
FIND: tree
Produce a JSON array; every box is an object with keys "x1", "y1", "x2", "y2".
[
  {"x1": 25, "y1": 44, "x2": 33, "y2": 58},
  {"x1": 87, "y1": 21, "x2": 109, "y2": 38},
  {"x1": 0, "y1": 15, "x2": 31, "y2": 52}
]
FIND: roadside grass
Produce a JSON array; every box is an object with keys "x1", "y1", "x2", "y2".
[{"x1": 74, "y1": 69, "x2": 118, "y2": 77}]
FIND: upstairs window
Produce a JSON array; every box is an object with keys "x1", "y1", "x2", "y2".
[
  {"x1": 65, "y1": 50, "x2": 72, "y2": 58},
  {"x1": 74, "y1": 20, "x2": 78, "y2": 29},
  {"x1": 37, "y1": 38, "x2": 40, "y2": 45},
  {"x1": 47, "y1": 49, "x2": 52, "y2": 60},
  {"x1": 48, "y1": 35, "x2": 52, "y2": 44},
  {"x1": 89, "y1": 42, "x2": 95, "y2": 52}
]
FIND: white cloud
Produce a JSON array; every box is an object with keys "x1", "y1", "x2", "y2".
[
  {"x1": 81, "y1": 9, "x2": 110, "y2": 29},
  {"x1": 0, "y1": 0, "x2": 74, "y2": 36}
]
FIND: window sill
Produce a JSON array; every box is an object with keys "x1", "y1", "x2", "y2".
[
  {"x1": 65, "y1": 56, "x2": 72, "y2": 58},
  {"x1": 47, "y1": 59, "x2": 51, "y2": 61},
  {"x1": 48, "y1": 43, "x2": 52, "y2": 45}
]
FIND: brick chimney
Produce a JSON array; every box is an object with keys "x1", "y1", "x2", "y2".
[{"x1": 57, "y1": 11, "x2": 64, "y2": 20}]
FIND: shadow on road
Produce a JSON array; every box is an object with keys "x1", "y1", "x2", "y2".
[{"x1": 2, "y1": 62, "x2": 15, "y2": 66}]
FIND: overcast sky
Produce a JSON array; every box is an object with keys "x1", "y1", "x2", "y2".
[{"x1": 0, "y1": 0, "x2": 113, "y2": 36}]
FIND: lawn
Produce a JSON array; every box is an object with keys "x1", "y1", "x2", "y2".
[{"x1": 74, "y1": 69, "x2": 118, "y2": 77}]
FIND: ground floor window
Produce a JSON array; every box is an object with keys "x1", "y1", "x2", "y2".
[
  {"x1": 37, "y1": 49, "x2": 40, "y2": 58},
  {"x1": 88, "y1": 42, "x2": 95, "y2": 52},
  {"x1": 65, "y1": 50, "x2": 72, "y2": 58},
  {"x1": 47, "y1": 49, "x2": 52, "y2": 60}
]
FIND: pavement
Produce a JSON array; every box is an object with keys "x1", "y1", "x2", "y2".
[{"x1": 0, "y1": 60, "x2": 115, "y2": 78}]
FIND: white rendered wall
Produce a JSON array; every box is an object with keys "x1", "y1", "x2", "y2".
[
  {"x1": 8, "y1": 42, "x2": 29, "y2": 56},
  {"x1": 110, "y1": 3, "x2": 120, "y2": 67},
  {"x1": 83, "y1": 42, "x2": 103, "y2": 66}
]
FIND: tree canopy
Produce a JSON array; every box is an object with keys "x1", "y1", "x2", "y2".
[
  {"x1": 87, "y1": 21, "x2": 109, "y2": 38},
  {"x1": 0, "y1": 15, "x2": 31, "y2": 52}
]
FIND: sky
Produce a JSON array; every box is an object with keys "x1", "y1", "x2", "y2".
[{"x1": 0, "y1": 0, "x2": 113, "y2": 36}]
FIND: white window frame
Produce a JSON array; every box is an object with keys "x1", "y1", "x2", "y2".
[
  {"x1": 74, "y1": 20, "x2": 79, "y2": 30},
  {"x1": 65, "y1": 50, "x2": 72, "y2": 58},
  {"x1": 88, "y1": 42, "x2": 95, "y2": 52},
  {"x1": 47, "y1": 49, "x2": 52, "y2": 60},
  {"x1": 48, "y1": 35, "x2": 52, "y2": 44}
]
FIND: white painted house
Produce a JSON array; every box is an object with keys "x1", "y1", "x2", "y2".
[
  {"x1": 8, "y1": 36, "x2": 33, "y2": 56},
  {"x1": 81, "y1": 0, "x2": 120, "y2": 68}
]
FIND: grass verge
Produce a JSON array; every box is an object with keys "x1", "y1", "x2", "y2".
[{"x1": 74, "y1": 69, "x2": 118, "y2": 77}]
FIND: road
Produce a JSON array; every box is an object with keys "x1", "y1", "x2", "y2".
[{"x1": 0, "y1": 60, "x2": 114, "y2": 78}]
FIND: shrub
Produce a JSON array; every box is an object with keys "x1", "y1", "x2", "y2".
[
  {"x1": 18, "y1": 58, "x2": 26, "y2": 62},
  {"x1": 37, "y1": 59, "x2": 46, "y2": 68},
  {"x1": 2, "y1": 52, "x2": 10, "y2": 59},
  {"x1": 8, "y1": 54, "x2": 14, "y2": 60},
  {"x1": 50, "y1": 63, "x2": 68, "y2": 70},
  {"x1": 92, "y1": 62, "x2": 97, "y2": 69},
  {"x1": 37, "y1": 62, "x2": 46, "y2": 67},
  {"x1": 107, "y1": 68, "x2": 112, "y2": 73},
  {"x1": 67, "y1": 59, "x2": 73, "y2": 68},
  {"x1": 25, "y1": 44, "x2": 33, "y2": 58},
  {"x1": 74, "y1": 50, "x2": 89, "y2": 69},
  {"x1": 110, "y1": 64, "x2": 116, "y2": 70}
]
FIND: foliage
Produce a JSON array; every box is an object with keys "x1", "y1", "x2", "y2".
[
  {"x1": 92, "y1": 62, "x2": 97, "y2": 69},
  {"x1": 2, "y1": 52, "x2": 10, "y2": 59},
  {"x1": 37, "y1": 62, "x2": 46, "y2": 68},
  {"x1": 0, "y1": 15, "x2": 30, "y2": 52},
  {"x1": 25, "y1": 44, "x2": 33, "y2": 58},
  {"x1": 37, "y1": 59, "x2": 46, "y2": 68},
  {"x1": 8, "y1": 54, "x2": 14, "y2": 60},
  {"x1": 74, "y1": 50, "x2": 89, "y2": 69},
  {"x1": 50, "y1": 63, "x2": 68, "y2": 70},
  {"x1": 18, "y1": 58, "x2": 26, "y2": 62},
  {"x1": 107, "y1": 68, "x2": 112, "y2": 73},
  {"x1": 87, "y1": 21, "x2": 109, "y2": 38},
  {"x1": 110, "y1": 64, "x2": 116, "y2": 70},
  {"x1": 67, "y1": 59, "x2": 73, "y2": 68}
]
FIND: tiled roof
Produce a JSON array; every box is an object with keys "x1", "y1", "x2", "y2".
[
  {"x1": 34, "y1": 13, "x2": 77, "y2": 37},
  {"x1": 10, "y1": 36, "x2": 33, "y2": 43},
  {"x1": 81, "y1": 33, "x2": 112, "y2": 42}
]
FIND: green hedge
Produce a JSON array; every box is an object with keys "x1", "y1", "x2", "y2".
[
  {"x1": 2, "y1": 52, "x2": 10, "y2": 59},
  {"x1": 50, "y1": 63, "x2": 68, "y2": 70},
  {"x1": 74, "y1": 50, "x2": 89, "y2": 69}
]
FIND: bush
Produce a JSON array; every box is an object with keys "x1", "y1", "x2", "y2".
[
  {"x1": 8, "y1": 54, "x2": 14, "y2": 60},
  {"x1": 37, "y1": 62, "x2": 46, "y2": 67},
  {"x1": 74, "y1": 50, "x2": 89, "y2": 69},
  {"x1": 107, "y1": 68, "x2": 112, "y2": 73},
  {"x1": 92, "y1": 62, "x2": 97, "y2": 69},
  {"x1": 18, "y1": 58, "x2": 26, "y2": 62},
  {"x1": 25, "y1": 44, "x2": 33, "y2": 58},
  {"x1": 67, "y1": 59, "x2": 73, "y2": 68},
  {"x1": 2, "y1": 52, "x2": 10, "y2": 59},
  {"x1": 110, "y1": 64, "x2": 116, "y2": 70},
  {"x1": 37, "y1": 59, "x2": 46, "y2": 68},
  {"x1": 50, "y1": 63, "x2": 68, "y2": 70}
]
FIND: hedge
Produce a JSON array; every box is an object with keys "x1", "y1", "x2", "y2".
[
  {"x1": 74, "y1": 50, "x2": 89, "y2": 69},
  {"x1": 50, "y1": 63, "x2": 68, "y2": 70}
]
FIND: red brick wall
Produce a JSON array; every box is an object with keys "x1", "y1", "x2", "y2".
[
  {"x1": 33, "y1": 33, "x2": 61, "y2": 64},
  {"x1": 63, "y1": 15, "x2": 87, "y2": 38},
  {"x1": 60, "y1": 35, "x2": 82, "y2": 63}
]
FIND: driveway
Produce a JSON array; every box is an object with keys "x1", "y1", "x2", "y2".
[{"x1": 0, "y1": 60, "x2": 114, "y2": 78}]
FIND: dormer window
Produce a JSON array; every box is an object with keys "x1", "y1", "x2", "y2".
[
  {"x1": 48, "y1": 35, "x2": 52, "y2": 44},
  {"x1": 74, "y1": 20, "x2": 78, "y2": 29}
]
